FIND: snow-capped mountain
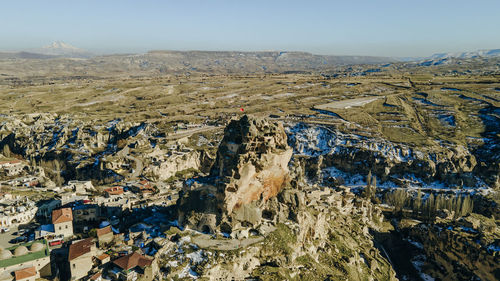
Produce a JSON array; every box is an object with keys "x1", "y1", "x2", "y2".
[
  {"x1": 429, "y1": 49, "x2": 500, "y2": 60},
  {"x1": 398, "y1": 49, "x2": 500, "y2": 63},
  {"x1": 31, "y1": 41, "x2": 93, "y2": 58}
]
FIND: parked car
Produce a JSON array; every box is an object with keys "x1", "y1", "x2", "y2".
[
  {"x1": 0, "y1": 227, "x2": 10, "y2": 233},
  {"x1": 9, "y1": 236, "x2": 27, "y2": 244}
]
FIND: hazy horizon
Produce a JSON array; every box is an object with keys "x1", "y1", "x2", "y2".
[{"x1": 1, "y1": 0, "x2": 499, "y2": 57}]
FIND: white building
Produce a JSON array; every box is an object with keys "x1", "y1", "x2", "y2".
[{"x1": 0, "y1": 197, "x2": 38, "y2": 228}]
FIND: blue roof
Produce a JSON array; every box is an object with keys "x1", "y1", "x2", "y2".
[{"x1": 41, "y1": 224, "x2": 55, "y2": 232}]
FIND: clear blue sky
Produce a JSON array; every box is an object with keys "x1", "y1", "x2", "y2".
[{"x1": 1, "y1": 0, "x2": 499, "y2": 57}]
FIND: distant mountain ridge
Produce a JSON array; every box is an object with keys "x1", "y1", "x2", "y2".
[
  {"x1": 429, "y1": 49, "x2": 500, "y2": 60},
  {"x1": 30, "y1": 41, "x2": 93, "y2": 58},
  {"x1": 1, "y1": 44, "x2": 499, "y2": 76}
]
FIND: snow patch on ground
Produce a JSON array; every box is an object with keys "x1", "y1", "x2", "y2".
[
  {"x1": 178, "y1": 265, "x2": 199, "y2": 279},
  {"x1": 406, "y1": 238, "x2": 424, "y2": 250},
  {"x1": 187, "y1": 250, "x2": 206, "y2": 264},
  {"x1": 411, "y1": 255, "x2": 435, "y2": 281}
]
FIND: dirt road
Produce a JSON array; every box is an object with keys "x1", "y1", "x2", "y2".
[{"x1": 192, "y1": 234, "x2": 264, "y2": 251}]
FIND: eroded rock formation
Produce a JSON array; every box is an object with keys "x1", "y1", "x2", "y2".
[{"x1": 177, "y1": 115, "x2": 293, "y2": 233}]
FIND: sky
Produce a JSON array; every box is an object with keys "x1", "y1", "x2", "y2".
[{"x1": 1, "y1": 0, "x2": 499, "y2": 57}]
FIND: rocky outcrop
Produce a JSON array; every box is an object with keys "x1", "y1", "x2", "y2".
[
  {"x1": 143, "y1": 147, "x2": 203, "y2": 181},
  {"x1": 168, "y1": 155, "x2": 396, "y2": 280},
  {"x1": 402, "y1": 219, "x2": 499, "y2": 281},
  {"x1": 210, "y1": 115, "x2": 293, "y2": 214},
  {"x1": 287, "y1": 122, "x2": 497, "y2": 188},
  {"x1": 178, "y1": 115, "x2": 293, "y2": 233},
  {"x1": 0, "y1": 114, "x2": 156, "y2": 184}
]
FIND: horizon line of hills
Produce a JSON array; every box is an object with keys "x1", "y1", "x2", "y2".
[{"x1": 1, "y1": 41, "x2": 500, "y2": 65}]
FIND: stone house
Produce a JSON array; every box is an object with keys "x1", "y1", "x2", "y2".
[
  {"x1": 95, "y1": 253, "x2": 110, "y2": 265},
  {"x1": 66, "y1": 180, "x2": 95, "y2": 194},
  {"x1": 36, "y1": 199, "x2": 61, "y2": 223},
  {"x1": 52, "y1": 208, "x2": 73, "y2": 238},
  {"x1": 68, "y1": 238, "x2": 97, "y2": 280},
  {"x1": 104, "y1": 186, "x2": 124, "y2": 197},
  {"x1": 73, "y1": 204, "x2": 99, "y2": 223},
  {"x1": 108, "y1": 252, "x2": 155, "y2": 281},
  {"x1": 0, "y1": 160, "x2": 25, "y2": 177},
  {"x1": 96, "y1": 226, "x2": 114, "y2": 247}
]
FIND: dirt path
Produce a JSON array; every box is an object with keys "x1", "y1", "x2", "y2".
[
  {"x1": 192, "y1": 234, "x2": 264, "y2": 251},
  {"x1": 117, "y1": 146, "x2": 143, "y2": 179},
  {"x1": 315, "y1": 96, "x2": 384, "y2": 111},
  {"x1": 165, "y1": 125, "x2": 220, "y2": 140}
]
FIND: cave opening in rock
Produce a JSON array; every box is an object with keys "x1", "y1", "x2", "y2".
[
  {"x1": 220, "y1": 222, "x2": 232, "y2": 234},
  {"x1": 262, "y1": 209, "x2": 275, "y2": 220},
  {"x1": 201, "y1": 225, "x2": 211, "y2": 234}
]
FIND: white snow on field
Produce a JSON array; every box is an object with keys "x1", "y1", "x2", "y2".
[
  {"x1": 286, "y1": 123, "x2": 413, "y2": 162},
  {"x1": 187, "y1": 250, "x2": 205, "y2": 264},
  {"x1": 286, "y1": 122, "x2": 493, "y2": 190},
  {"x1": 406, "y1": 238, "x2": 424, "y2": 250},
  {"x1": 411, "y1": 255, "x2": 435, "y2": 281},
  {"x1": 178, "y1": 265, "x2": 199, "y2": 279}
]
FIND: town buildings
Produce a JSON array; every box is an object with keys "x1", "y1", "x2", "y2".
[{"x1": 0, "y1": 241, "x2": 51, "y2": 281}]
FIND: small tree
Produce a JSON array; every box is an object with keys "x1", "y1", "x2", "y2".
[
  {"x1": 413, "y1": 189, "x2": 422, "y2": 215},
  {"x1": 385, "y1": 189, "x2": 409, "y2": 216},
  {"x1": 364, "y1": 171, "x2": 376, "y2": 201},
  {"x1": 423, "y1": 193, "x2": 436, "y2": 222}
]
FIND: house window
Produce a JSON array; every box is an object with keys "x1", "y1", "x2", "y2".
[
  {"x1": 66, "y1": 225, "x2": 68, "y2": 229},
  {"x1": 73, "y1": 263, "x2": 76, "y2": 269},
  {"x1": 59, "y1": 226, "x2": 62, "y2": 230}
]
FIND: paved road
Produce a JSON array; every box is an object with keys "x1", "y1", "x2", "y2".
[{"x1": 0, "y1": 225, "x2": 19, "y2": 249}]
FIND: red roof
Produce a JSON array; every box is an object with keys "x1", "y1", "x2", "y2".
[
  {"x1": 14, "y1": 266, "x2": 37, "y2": 280},
  {"x1": 90, "y1": 272, "x2": 102, "y2": 280},
  {"x1": 96, "y1": 226, "x2": 112, "y2": 237},
  {"x1": 96, "y1": 253, "x2": 110, "y2": 261},
  {"x1": 0, "y1": 160, "x2": 21, "y2": 165},
  {"x1": 113, "y1": 252, "x2": 152, "y2": 271},
  {"x1": 52, "y1": 208, "x2": 73, "y2": 224},
  {"x1": 68, "y1": 238, "x2": 94, "y2": 261},
  {"x1": 104, "y1": 186, "x2": 124, "y2": 195}
]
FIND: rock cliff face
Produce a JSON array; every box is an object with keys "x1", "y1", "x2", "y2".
[
  {"x1": 211, "y1": 115, "x2": 293, "y2": 214},
  {"x1": 0, "y1": 113, "x2": 213, "y2": 184},
  {"x1": 287, "y1": 123, "x2": 498, "y2": 188},
  {"x1": 401, "y1": 219, "x2": 499, "y2": 281},
  {"x1": 173, "y1": 115, "x2": 397, "y2": 280},
  {"x1": 178, "y1": 115, "x2": 293, "y2": 232}
]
